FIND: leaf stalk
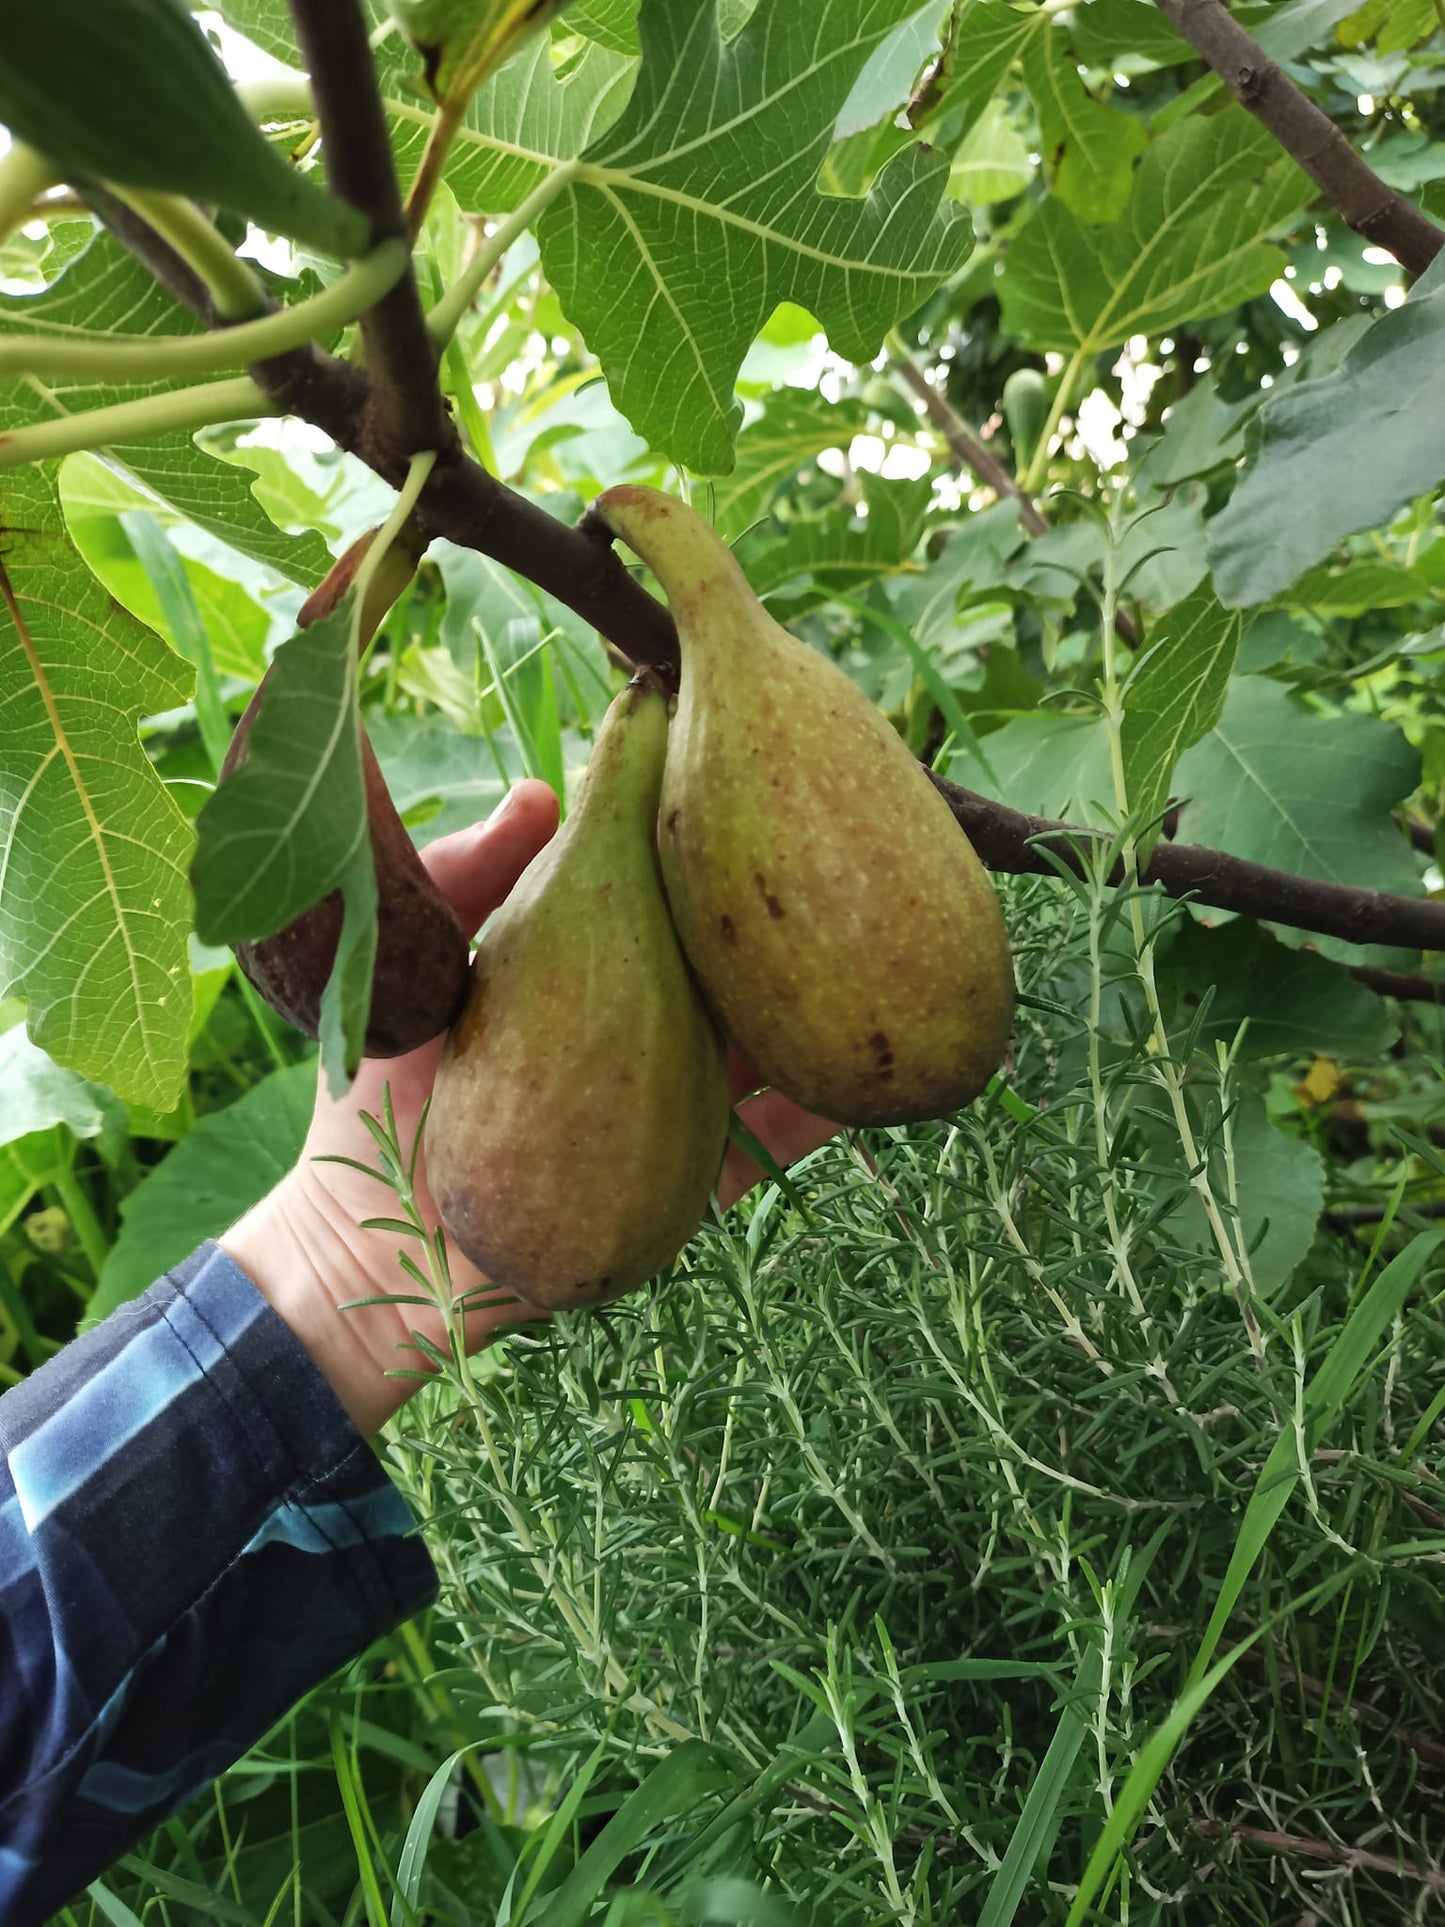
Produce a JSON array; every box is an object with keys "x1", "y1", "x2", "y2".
[
  {"x1": 114, "y1": 190, "x2": 266, "y2": 320},
  {"x1": 0, "y1": 375, "x2": 272, "y2": 469},
  {"x1": 425, "y1": 164, "x2": 579, "y2": 352},
  {"x1": 0, "y1": 239, "x2": 410, "y2": 384}
]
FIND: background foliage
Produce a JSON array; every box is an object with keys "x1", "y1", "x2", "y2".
[{"x1": 4, "y1": 0, "x2": 1445, "y2": 1920}]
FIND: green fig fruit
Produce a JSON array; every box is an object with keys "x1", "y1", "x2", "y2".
[
  {"x1": 1002, "y1": 367, "x2": 1049, "y2": 472},
  {"x1": 593, "y1": 486, "x2": 1014, "y2": 1128},
  {"x1": 222, "y1": 531, "x2": 470, "y2": 1059},
  {"x1": 0, "y1": 0, "x2": 370, "y2": 259},
  {"x1": 387, "y1": 0, "x2": 576, "y2": 104},
  {"x1": 425, "y1": 678, "x2": 730, "y2": 1309}
]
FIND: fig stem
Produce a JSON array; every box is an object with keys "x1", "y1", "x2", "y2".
[
  {"x1": 0, "y1": 141, "x2": 60, "y2": 250},
  {"x1": 0, "y1": 239, "x2": 410, "y2": 384},
  {"x1": 404, "y1": 92, "x2": 468, "y2": 240},
  {"x1": 113, "y1": 189, "x2": 266, "y2": 320},
  {"x1": 235, "y1": 76, "x2": 317, "y2": 123},
  {"x1": 353, "y1": 447, "x2": 439, "y2": 615},
  {"x1": 404, "y1": 5, "x2": 575, "y2": 236},
  {"x1": 0, "y1": 375, "x2": 273, "y2": 470},
  {"x1": 425, "y1": 162, "x2": 579, "y2": 351}
]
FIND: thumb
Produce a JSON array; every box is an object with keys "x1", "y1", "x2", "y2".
[{"x1": 420, "y1": 781, "x2": 560, "y2": 938}]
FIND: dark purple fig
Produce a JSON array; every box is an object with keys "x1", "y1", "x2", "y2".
[{"x1": 222, "y1": 529, "x2": 470, "y2": 1059}]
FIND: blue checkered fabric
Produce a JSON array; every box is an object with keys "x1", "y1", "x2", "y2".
[{"x1": 0, "y1": 1242, "x2": 438, "y2": 1924}]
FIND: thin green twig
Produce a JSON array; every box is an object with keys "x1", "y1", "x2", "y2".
[{"x1": 425, "y1": 163, "x2": 579, "y2": 352}]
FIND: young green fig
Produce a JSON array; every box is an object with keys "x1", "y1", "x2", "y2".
[
  {"x1": 1002, "y1": 367, "x2": 1050, "y2": 472},
  {"x1": 592, "y1": 486, "x2": 1014, "y2": 1127},
  {"x1": 387, "y1": 0, "x2": 575, "y2": 103},
  {"x1": 425, "y1": 679, "x2": 730, "y2": 1309}
]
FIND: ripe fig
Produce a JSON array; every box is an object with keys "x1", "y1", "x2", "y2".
[
  {"x1": 425, "y1": 678, "x2": 730, "y2": 1308},
  {"x1": 592, "y1": 486, "x2": 1015, "y2": 1127},
  {"x1": 227, "y1": 726, "x2": 469, "y2": 1058},
  {"x1": 224, "y1": 532, "x2": 470, "y2": 1059}
]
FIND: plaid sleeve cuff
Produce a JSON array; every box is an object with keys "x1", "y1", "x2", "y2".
[{"x1": 0, "y1": 1241, "x2": 439, "y2": 1925}]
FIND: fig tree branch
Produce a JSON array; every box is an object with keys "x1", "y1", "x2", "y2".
[
  {"x1": 932, "y1": 774, "x2": 1445, "y2": 952},
  {"x1": 1151, "y1": 0, "x2": 1445, "y2": 276},
  {"x1": 270, "y1": 0, "x2": 679, "y2": 668},
  {"x1": 1348, "y1": 964, "x2": 1445, "y2": 1004},
  {"x1": 1397, "y1": 812, "x2": 1436, "y2": 856},
  {"x1": 32, "y1": 203, "x2": 1445, "y2": 958},
  {"x1": 72, "y1": 27, "x2": 1444, "y2": 959},
  {"x1": 886, "y1": 339, "x2": 1140, "y2": 646},
  {"x1": 288, "y1": 0, "x2": 450, "y2": 455},
  {"x1": 886, "y1": 338, "x2": 1047, "y2": 536},
  {"x1": 86, "y1": 176, "x2": 684, "y2": 665}
]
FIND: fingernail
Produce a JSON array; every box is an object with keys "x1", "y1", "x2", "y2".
[{"x1": 488, "y1": 786, "x2": 522, "y2": 825}]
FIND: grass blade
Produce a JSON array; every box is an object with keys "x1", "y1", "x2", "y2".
[
  {"x1": 1189, "y1": 1230, "x2": 1440, "y2": 1688},
  {"x1": 523, "y1": 1742, "x2": 736, "y2": 1927}
]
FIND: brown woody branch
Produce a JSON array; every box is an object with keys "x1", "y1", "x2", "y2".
[
  {"x1": 92, "y1": 189, "x2": 1444, "y2": 956},
  {"x1": 287, "y1": 0, "x2": 450, "y2": 456},
  {"x1": 1152, "y1": 0, "x2": 1445, "y2": 276},
  {"x1": 1348, "y1": 964, "x2": 1445, "y2": 1004},
  {"x1": 274, "y1": 0, "x2": 678, "y2": 670},
  {"x1": 86, "y1": 4, "x2": 1445, "y2": 960},
  {"x1": 889, "y1": 345, "x2": 1142, "y2": 647},
  {"x1": 247, "y1": 340, "x2": 682, "y2": 669},
  {"x1": 1396, "y1": 813, "x2": 1436, "y2": 856},
  {"x1": 889, "y1": 347, "x2": 1048, "y2": 537},
  {"x1": 1236, "y1": 1648, "x2": 1445, "y2": 1765},
  {"x1": 932, "y1": 775, "x2": 1445, "y2": 951},
  {"x1": 1195, "y1": 1817, "x2": 1445, "y2": 1890},
  {"x1": 87, "y1": 29, "x2": 679, "y2": 670}
]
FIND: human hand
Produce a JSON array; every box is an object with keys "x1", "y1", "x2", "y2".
[{"x1": 221, "y1": 782, "x2": 839, "y2": 1436}]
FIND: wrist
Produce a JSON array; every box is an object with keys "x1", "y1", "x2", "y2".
[{"x1": 219, "y1": 1165, "x2": 418, "y2": 1437}]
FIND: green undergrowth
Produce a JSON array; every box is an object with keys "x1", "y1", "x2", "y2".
[{"x1": 60, "y1": 869, "x2": 1445, "y2": 1925}]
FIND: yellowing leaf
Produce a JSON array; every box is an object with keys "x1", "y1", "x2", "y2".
[{"x1": 1295, "y1": 1055, "x2": 1343, "y2": 1107}]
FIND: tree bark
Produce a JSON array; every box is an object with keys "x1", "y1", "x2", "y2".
[{"x1": 1153, "y1": 0, "x2": 1445, "y2": 276}]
